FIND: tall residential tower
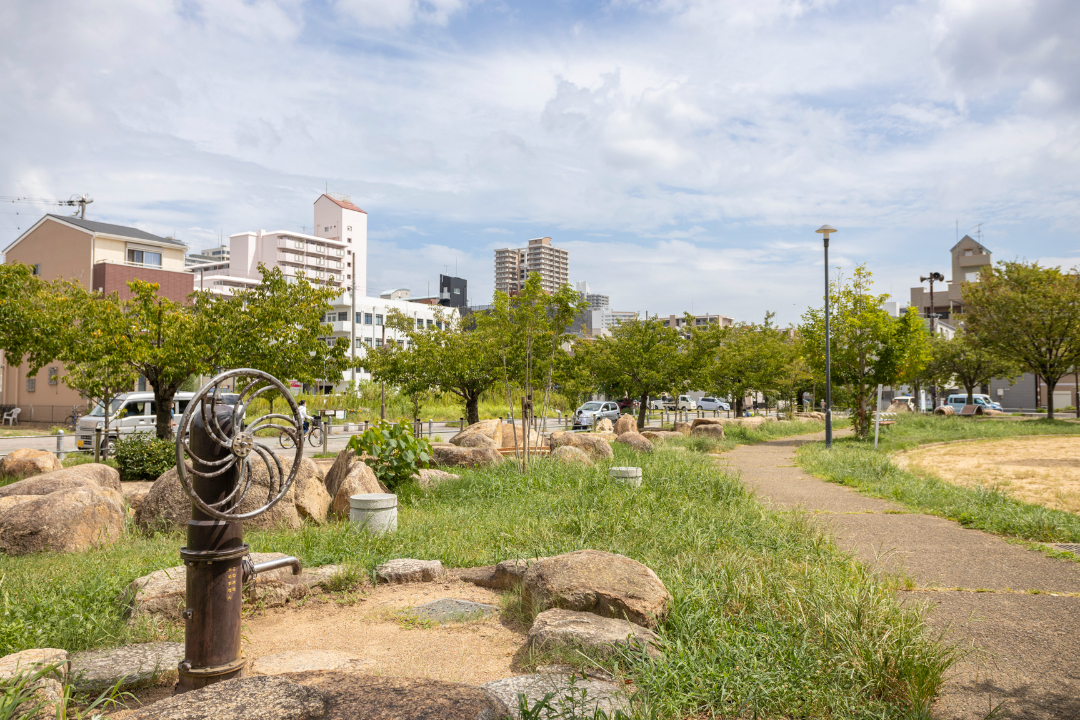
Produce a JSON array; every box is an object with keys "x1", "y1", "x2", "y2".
[{"x1": 494, "y1": 236, "x2": 569, "y2": 295}]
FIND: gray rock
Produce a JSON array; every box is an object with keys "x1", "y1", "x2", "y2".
[
  {"x1": 126, "y1": 675, "x2": 325, "y2": 720},
  {"x1": 70, "y1": 642, "x2": 183, "y2": 692},
  {"x1": 249, "y1": 650, "x2": 375, "y2": 676},
  {"x1": 521, "y1": 549, "x2": 671, "y2": 629},
  {"x1": 281, "y1": 671, "x2": 509, "y2": 720},
  {"x1": 482, "y1": 673, "x2": 628, "y2": 719},
  {"x1": 550, "y1": 446, "x2": 593, "y2": 467},
  {"x1": 430, "y1": 443, "x2": 504, "y2": 468},
  {"x1": 458, "y1": 558, "x2": 550, "y2": 591},
  {"x1": 376, "y1": 558, "x2": 446, "y2": 583},
  {"x1": 690, "y1": 423, "x2": 726, "y2": 439},
  {"x1": 407, "y1": 599, "x2": 498, "y2": 623},
  {"x1": 529, "y1": 608, "x2": 661, "y2": 659},
  {"x1": 0, "y1": 486, "x2": 126, "y2": 555},
  {"x1": 0, "y1": 464, "x2": 121, "y2": 496},
  {"x1": 0, "y1": 449, "x2": 61, "y2": 480}
]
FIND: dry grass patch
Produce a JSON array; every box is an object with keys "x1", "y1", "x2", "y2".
[{"x1": 897, "y1": 436, "x2": 1080, "y2": 514}]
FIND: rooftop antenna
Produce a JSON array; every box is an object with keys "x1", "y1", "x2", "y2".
[
  {"x1": 67, "y1": 194, "x2": 93, "y2": 219},
  {"x1": 972, "y1": 223, "x2": 984, "y2": 243}
]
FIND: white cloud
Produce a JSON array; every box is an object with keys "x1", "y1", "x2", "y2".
[{"x1": 332, "y1": 0, "x2": 472, "y2": 28}]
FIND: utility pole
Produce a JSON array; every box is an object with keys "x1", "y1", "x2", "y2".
[
  {"x1": 350, "y1": 272, "x2": 357, "y2": 387},
  {"x1": 380, "y1": 319, "x2": 386, "y2": 420}
]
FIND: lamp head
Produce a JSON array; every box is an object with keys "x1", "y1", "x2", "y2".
[{"x1": 815, "y1": 224, "x2": 837, "y2": 237}]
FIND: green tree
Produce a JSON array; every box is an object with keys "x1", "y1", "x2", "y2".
[
  {"x1": 51, "y1": 266, "x2": 349, "y2": 440},
  {"x1": 62, "y1": 357, "x2": 139, "y2": 459},
  {"x1": 961, "y1": 261, "x2": 1080, "y2": 419},
  {"x1": 589, "y1": 315, "x2": 686, "y2": 429},
  {"x1": 0, "y1": 263, "x2": 76, "y2": 376},
  {"x1": 554, "y1": 337, "x2": 597, "y2": 409},
  {"x1": 368, "y1": 309, "x2": 500, "y2": 425},
  {"x1": 799, "y1": 265, "x2": 928, "y2": 437},
  {"x1": 928, "y1": 330, "x2": 1020, "y2": 406}
]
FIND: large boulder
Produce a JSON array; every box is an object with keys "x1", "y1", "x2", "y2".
[
  {"x1": 330, "y1": 460, "x2": 384, "y2": 520},
  {"x1": 0, "y1": 648, "x2": 68, "y2": 718},
  {"x1": 70, "y1": 642, "x2": 183, "y2": 692},
  {"x1": 529, "y1": 608, "x2": 661, "y2": 659},
  {"x1": 119, "y1": 553, "x2": 342, "y2": 621},
  {"x1": 551, "y1": 446, "x2": 594, "y2": 467},
  {"x1": 672, "y1": 421, "x2": 692, "y2": 436},
  {"x1": 594, "y1": 418, "x2": 614, "y2": 433},
  {"x1": 137, "y1": 455, "x2": 325, "y2": 532},
  {"x1": 0, "y1": 495, "x2": 35, "y2": 514},
  {"x1": 449, "y1": 419, "x2": 503, "y2": 448},
  {"x1": 691, "y1": 416, "x2": 770, "y2": 430},
  {"x1": 886, "y1": 401, "x2": 912, "y2": 413},
  {"x1": 547, "y1": 433, "x2": 614, "y2": 462},
  {"x1": 521, "y1": 549, "x2": 671, "y2": 629},
  {"x1": 613, "y1": 414, "x2": 638, "y2": 436},
  {"x1": 613, "y1": 432, "x2": 654, "y2": 453},
  {"x1": 457, "y1": 557, "x2": 551, "y2": 590},
  {"x1": 483, "y1": 671, "x2": 626, "y2": 719},
  {"x1": 431, "y1": 443, "x2": 504, "y2": 468},
  {"x1": 126, "y1": 675, "x2": 325, "y2": 720},
  {"x1": 285, "y1": 672, "x2": 511, "y2": 720},
  {"x1": 413, "y1": 468, "x2": 460, "y2": 488},
  {"x1": 458, "y1": 433, "x2": 498, "y2": 448},
  {"x1": 0, "y1": 486, "x2": 125, "y2": 555},
  {"x1": 691, "y1": 424, "x2": 726, "y2": 439},
  {"x1": 639, "y1": 430, "x2": 685, "y2": 443},
  {"x1": 375, "y1": 558, "x2": 446, "y2": 583},
  {"x1": 0, "y1": 464, "x2": 121, "y2": 497},
  {"x1": 0, "y1": 449, "x2": 61, "y2": 480}
]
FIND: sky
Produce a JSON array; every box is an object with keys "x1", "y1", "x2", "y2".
[{"x1": 2, "y1": 0, "x2": 1079, "y2": 325}]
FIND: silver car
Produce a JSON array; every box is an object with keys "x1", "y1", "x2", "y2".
[{"x1": 574, "y1": 401, "x2": 620, "y2": 429}]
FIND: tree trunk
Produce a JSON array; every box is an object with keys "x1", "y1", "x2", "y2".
[
  {"x1": 734, "y1": 396, "x2": 744, "y2": 416},
  {"x1": 466, "y1": 394, "x2": 480, "y2": 425},
  {"x1": 966, "y1": 384, "x2": 975, "y2": 405},
  {"x1": 152, "y1": 382, "x2": 178, "y2": 440},
  {"x1": 1047, "y1": 378, "x2": 1056, "y2": 420},
  {"x1": 637, "y1": 392, "x2": 648, "y2": 429}
]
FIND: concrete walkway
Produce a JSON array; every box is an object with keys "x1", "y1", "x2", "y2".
[{"x1": 720, "y1": 432, "x2": 1080, "y2": 720}]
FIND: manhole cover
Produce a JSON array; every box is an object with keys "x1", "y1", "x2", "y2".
[
  {"x1": 1050, "y1": 544, "x2": 1080, "y2": 554},
  {"x1": 405, "y1": 599, "x2": 498, "y2": 624}
]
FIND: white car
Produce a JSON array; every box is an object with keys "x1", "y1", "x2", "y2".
[
  {"x1": 697, "y1": 397, "x2": 730, "y2": 412},
  {"x1": 574, "y1": 401, "x2": 620, "y2": 429},
  {"x1": 76, "y1": 391, "x2": 196, "y2": 452},
  {"x1": 675, "y1": 395, "x2": 697, "y2": 411}
]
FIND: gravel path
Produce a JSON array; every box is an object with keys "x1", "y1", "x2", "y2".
[{"x1": 721, "y1": 432, "x2": 1080, "y2": 720}]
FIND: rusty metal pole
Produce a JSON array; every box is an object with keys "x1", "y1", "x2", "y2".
[{"x1": 177, "y1": 402, "x2": 247, "y2": 693}]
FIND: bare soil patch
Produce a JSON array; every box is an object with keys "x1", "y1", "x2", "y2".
[{"x1": 896, "y1": 436, "x2": 1080, "y2": 514}]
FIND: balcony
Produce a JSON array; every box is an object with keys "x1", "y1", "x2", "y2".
[
  {"x1": 278, "y1": 237, "x2": 306, "y2": 250},
  {"x1": 958, "y1": 254, "x2": 991, "y2": 268}
]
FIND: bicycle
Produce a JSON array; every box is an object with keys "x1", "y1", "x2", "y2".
[
  {"x1": 279, "y1": 416, "x2": 323, "y2": 449},
  {"x1": 63, "y1": 405, "x2": 82, "y2": 430}
]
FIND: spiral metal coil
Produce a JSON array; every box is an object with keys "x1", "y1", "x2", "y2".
[{"x1": 175, "y1": 369, "x2": 303, "y2": 522}]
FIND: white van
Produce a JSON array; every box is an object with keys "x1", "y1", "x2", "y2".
[{"x1": 76, "y1": 392, "x2": 196, "y2": 452}]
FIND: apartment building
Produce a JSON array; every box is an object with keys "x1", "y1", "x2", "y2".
[
  {"x1": 662, "y1": 313, "x2": 735, "y2": 331},
  {"x1": 576, "y1": 281, "x2": 609, "y2": 310},
  {"x1": 494, "y1": 237, "x2": 569, "y2": 295},
  {"x1": 185, "y1": 245, "x2": 230, "y2": 267},
  {"x1": 194, "y1": 193, "x2": 367, "y2": 297},
  {"x1": 909, "y1": 235, "x2": 991, "y2": 323},
  {"x1": 1, "y1": 214, "x2": 192, "y2": 410},
  {"x1": 315, "y1": 292, "x2": 460, "y2": 393}
]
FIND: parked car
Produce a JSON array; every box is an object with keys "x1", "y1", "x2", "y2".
[
  {"x1": 648, "y1": 395, "x2": 672, "y2": 410},
  {"x1": 76, "y1": 391, "x2": 196, "y2": 452},
  {"x1": 574, "y1": 401, "x2": 620, "y2": 429},
  {"x1": 945, "y1": 394, "x2": 999, "y2": 413},
  {"x1": 675, "y1": 395, "x2": 697, "y2": 411},
  {"x1": 972, "y1": 393, "x2": 1004, "y2": 411},
  {"x1": 615, "y1": 397, "x2": 637, "y2": 413},
  {"x1": 697, "y1": 396, "x2": 730, "y2": 412}
]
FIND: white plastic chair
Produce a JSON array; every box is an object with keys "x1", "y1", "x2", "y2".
[{"x1": 2, "y1": 407, "x2": 20, "y2": 426}]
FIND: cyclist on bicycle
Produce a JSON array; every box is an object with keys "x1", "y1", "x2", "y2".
[{"x1": 298, "y1": 400, "x2": 310, "y2": 434}]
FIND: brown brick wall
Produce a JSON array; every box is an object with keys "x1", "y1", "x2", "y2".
[{"x1": 92, "y1": 263, "x2": 194, "y2": 304}]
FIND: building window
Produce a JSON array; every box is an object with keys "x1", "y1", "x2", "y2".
[
  {"x1": 31, "y1": 264, "x2": 40, "y2": 276},
  {"x1": 25, "y1": 377, "x2": 35, "y2": 393},
  {"x1": 375, "y1": 338, "x2": 383, "y2": 348},
  {"x1": 48, "y1": 367, "x2": 58, "y2": 385},
  {"x1": 355, "y1": 337, "x2": 362, "y2": 348},
  {"x1": 364, "y1": 313, "x2": 373, "y2": 325},
  {"x1": 965, "y1": 271, "x2": 980, "y2": 282},
  {"x1": 355, "y1": 312, "x2": 362, "y2": 324},
  {"x1": 127, "y1": 249, "x2": 162, "y2": 266},
  {"x1": 426, "y1": 319, "x2": 433, "y2": 327},
  {"x1": 416, "y1": 319, "x2": 424, "y2": 329},
  {"x1": 338, "y1": 311, "x2": 347, "y2": 321},
  {"x1": 364, "y1": 338, "x2": 372, "y2": 346},
  {"x1": 375, "y1": 314, "x2": 383, "y2": 326},
  {"x1": 324, "y1": 226, "x2": 330, "y2": 232}
]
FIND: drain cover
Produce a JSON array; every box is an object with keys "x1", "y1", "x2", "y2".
[{"x1": 1050, "y1": 544, "x2": 1080, "y2": 554}]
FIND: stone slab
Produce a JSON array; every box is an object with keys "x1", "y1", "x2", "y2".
[
  {"x1": 407, "y1": 599, "x2": 498, "y2": 624},
  {"x1": 126, "y1": 675, "x2": 325, "y2": 720},
  {"x1": 70, "y1": 641, "x2": 183, "y2": 691},
  {"x1": 481, "y1": 673, "x2": 628, "y2": 719}
]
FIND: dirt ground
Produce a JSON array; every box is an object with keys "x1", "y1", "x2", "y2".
[
  {"x1": 896, "y1": 436, "x2": 1080, "y2": 514},
  {"x1": 102, "y1": 578, "x2": 528, "y2": 717}
]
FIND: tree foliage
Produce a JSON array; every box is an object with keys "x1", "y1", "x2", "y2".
[
  {"x1": 799, "y1": 265, "x2": 928, "y2": 436},
  {"x1": 589, "y1": 315, "x2": 686, "y2": 428},
  {"x1": 961, "y1": 261, "x2": 1080, "y2": 419},
  {"x1": 928, "y1": 330, "x2": 1021, "y2": 406}
]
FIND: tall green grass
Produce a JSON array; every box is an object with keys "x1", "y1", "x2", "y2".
[
  {"x1": 798, "y1": 414, "x2": 1080, "y2": 542},
  {"x1": 0, "y1": 444, "x2": 951, "y2": 718},
  {"x1": 659, "y1": 417, "x2": 829, "y2": 455}
]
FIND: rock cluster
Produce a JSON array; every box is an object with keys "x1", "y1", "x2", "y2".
[{"x1": 547, "y1": 432, "x2": 613, "y2": 462}]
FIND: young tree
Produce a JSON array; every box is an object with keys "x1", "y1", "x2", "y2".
[
  {"x1": 961, "y1": 261, "x2": 1080, "y2": 419},
  {"x1": 51, "y1": 266, "x2": 349, "y2": 440},
  {"x1": 799, "y1": 265, "x2": 928, "y2": 436},
  {"x1": 928, "y1": 331, "x2": 1020, "y2": 406},
  {"x1": 62, "y1": 358, "x2": 139, "y2": 459},
  {"x1": 368, "y1": 309, "x2": 500, "y2": 425},
  {"x1": 589, "y1": 315, "x2": 686, "y2": 429}
]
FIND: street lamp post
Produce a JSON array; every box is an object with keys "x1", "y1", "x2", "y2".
[
  {"x1": 920, "y1": 272, "x2": 945, "y2": 335},
  {"x1": 816, "y1": 225, "x2": 837, "y2": 449}
]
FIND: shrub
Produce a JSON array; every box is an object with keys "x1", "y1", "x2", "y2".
[
  {"x1": 346, "y1": 420, "x2": 431, "y2": 491},
  {"x1": 113, "y1": 432, "x2": 175, "y2": 481}
]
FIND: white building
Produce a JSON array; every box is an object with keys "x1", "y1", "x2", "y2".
[
  {"x1": 315, "y1": 291, "x2": 460, "y2": 393},
  {"x1": 190, "y1": 193, "x2": 367, "y2": 297}
]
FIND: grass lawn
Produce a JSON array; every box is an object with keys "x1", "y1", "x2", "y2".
[
  {"x1": 0, "y1": 440, "x2": 950, "y2": 718},
  {"x1": 797, "y1": 414, "x2": 1080, "y2": 543}
]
